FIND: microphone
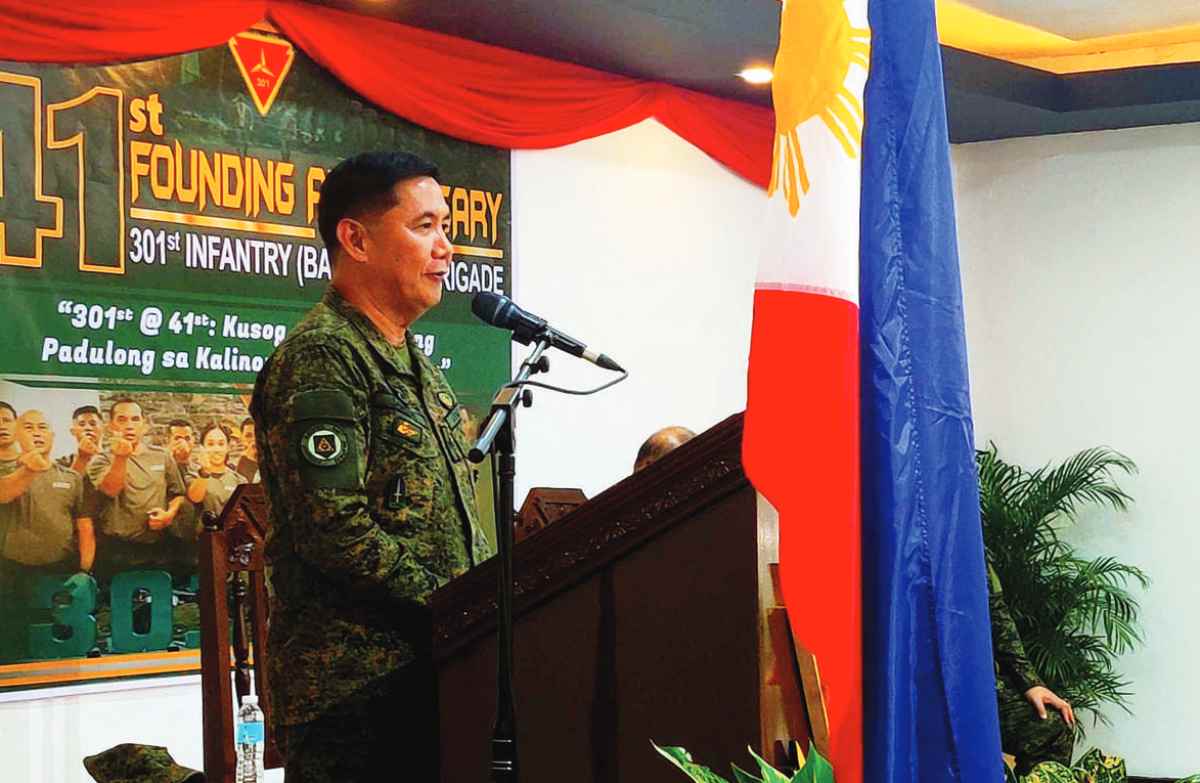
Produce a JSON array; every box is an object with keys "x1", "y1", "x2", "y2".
[{"x1": 471, "y1": 292, "x2": 625, "y2": 372}]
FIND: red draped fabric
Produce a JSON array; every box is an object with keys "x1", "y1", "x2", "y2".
[{"x1": 0, "y1": 0, "x2": 774, "y2": 187}]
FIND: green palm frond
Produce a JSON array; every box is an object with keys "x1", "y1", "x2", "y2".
[{"x1": 978, "y1": 444, "x2": 1147, "y2": 734}]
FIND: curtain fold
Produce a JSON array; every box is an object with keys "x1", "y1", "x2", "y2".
[{"x1": 0, "y1": 0, "x2": 772, "y2": 187}]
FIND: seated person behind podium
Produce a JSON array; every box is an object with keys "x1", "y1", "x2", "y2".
[
  {"x1": 989, "y1": 561, "x2": 1076, "y2": 773},
  {"x1": 251, "y1": 151, "x2": 493, "y2": 783},
  {"x1": 634, "y1": 426, "x2": 696, "y2": 472}
]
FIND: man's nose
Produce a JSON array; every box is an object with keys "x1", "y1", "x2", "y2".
[{"x1": 434, "y1": 225, "x2": 453, "y2": 257}]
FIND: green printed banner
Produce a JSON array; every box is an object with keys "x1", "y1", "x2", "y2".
[{"x1": 0, "y1": 28, "x2": 511, "y2": 688}]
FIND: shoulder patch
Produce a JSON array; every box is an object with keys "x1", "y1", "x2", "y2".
[
  {"x1": 292, "y1": 388, "x2": 357, "y2": 421},
  {"x1": 288, "y1": 389, "x2": 362, "y2": 489},
  {"x1": 300, "y1": 424, "x2": 349, "y2": 467}
]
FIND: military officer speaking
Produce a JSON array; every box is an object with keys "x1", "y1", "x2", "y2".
[{"x1": 251, "y1": 151, "x2": 493, "y2": 783}]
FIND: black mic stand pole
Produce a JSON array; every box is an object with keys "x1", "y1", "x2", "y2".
[{"x1": 469, "y1": 333, "x2": 552, "y2": 783}]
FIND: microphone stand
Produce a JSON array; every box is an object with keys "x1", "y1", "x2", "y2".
[{"x1": 469, "y1": 334, "x2": 552, "y2": 783}]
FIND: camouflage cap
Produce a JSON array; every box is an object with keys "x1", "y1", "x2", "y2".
[{"x1": 83, "y1": 744, "x2": 203, "y2": 783}]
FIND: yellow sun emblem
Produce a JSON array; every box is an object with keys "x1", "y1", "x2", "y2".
[{"x1": 768, "y1": 0, "x2": 871, "y2": 216}]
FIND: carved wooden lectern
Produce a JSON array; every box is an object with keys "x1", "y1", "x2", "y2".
[
  {"x1": 197, "y1": 483, "x2": 283, "y2": 783},
  {"x1": 432, "y1": 412, "x2": 824, "y2": 782}
]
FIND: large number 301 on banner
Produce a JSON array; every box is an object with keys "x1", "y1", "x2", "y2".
[{"x1": 0, "y1": 31, "x2": 511, "y2": 689}]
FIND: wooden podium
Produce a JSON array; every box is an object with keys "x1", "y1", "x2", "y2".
[{"x1": 432, "y1": 412, "x2": 821, "y2": 782}]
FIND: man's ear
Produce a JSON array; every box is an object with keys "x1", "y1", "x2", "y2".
[{"x1": 336, "y1": 217, "x2": 371, "y2": 264}]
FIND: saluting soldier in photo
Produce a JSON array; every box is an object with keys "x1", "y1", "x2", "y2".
[
  {"x1": 234, "y1": 417, "x2": 259, "y2": 483},
  {"x1": 252, "y1": 151, "x2": 493, "y2": 783},
  {"x1": 183, "y1": 422, "x2": 246, "y2": 530},
  {"x1": 164, "y1": 418, "x2": 199, "y2": 565},
  {"x1": 0, "y1": 410, "x2": 94, "y2": 662},
  {"x1": 87, "y1": 399, "x2": 187, "y2": 578},
  {"x1": 0, "y1": 402, "x2": 52, "y2": 503},
  {"x1": 58, "y1": 405, "x2": 103, "y2": 474}
]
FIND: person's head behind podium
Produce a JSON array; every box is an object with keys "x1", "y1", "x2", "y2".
[
  {"x1": 318, "y1": 150, "x2": 452, "y2": 330},
  {"x1": 634, "y1": 426, "x2": 697, "y2": 473}
]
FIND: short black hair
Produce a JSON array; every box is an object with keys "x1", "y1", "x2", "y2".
[
  {"x1": 199, "y1": 422, "x2": 230, "y2": 444},
  {"x1": 108, "y1": 398, "x2": 141, "y2": 418},
  {"x1": 72, "y1": 405, "x2": 101, "y2": 420},
  {"x1": 167, "y1": 419, "x2": 193, "y2": 431},
  {"x1": 0, "y1": 401, "x2": 15, "y2": 418},
  {"x1": 317, "y1": 151, "x2": 440, "y2": 253}
]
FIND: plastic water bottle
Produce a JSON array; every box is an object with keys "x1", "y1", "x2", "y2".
[{"x1": 235, "y1": 694, "x2": 265, "y2": 783}]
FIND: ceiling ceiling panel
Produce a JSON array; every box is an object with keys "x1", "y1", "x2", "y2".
[
  {"x1": 303, "y1": 0, "x2": 1200, "y2": 145},
  {"x1": 309, "y1": 0, "x2": 780, "y2": 106},
  {"x1": 958, "y1": 0, "x2": 1200, "y2": 40}
]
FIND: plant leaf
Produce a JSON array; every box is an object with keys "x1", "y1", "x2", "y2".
[
  {"x1": 731, "y1": 763, "x2": 764, "y2": 783},
  {"x1": 746, "y1": 747, "x2": 792, "y2": 783},
  {"x1": 791, "y1": 742, "x2": 835, "y2": 783},
  {"x1": 652, "y1": 743, "x2": 733, "y2": 783}
]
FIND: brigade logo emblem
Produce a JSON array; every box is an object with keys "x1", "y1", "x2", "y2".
[
  {"x1": 437, "y1": 391, "x2": 455, "y2": 410},
  {"x1": 228, "y1": 30, "x2": 296, "y2": 117},
  {"x1": 300, "y1": 424, "x2": 347, "y2": 467}
]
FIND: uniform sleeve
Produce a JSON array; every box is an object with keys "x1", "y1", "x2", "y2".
[
  {"x1": 988, "y1": 563, "x2": 1044, "y2": 692},
  {"x1": 84, "y1": 451, "x2": 111, "y2": 488},
  {"x1": 71, "y1": 471, "x2": 86, "y2": 519},
  {"x1": 256, "y1": 343, "x2": 439, "y2": 607}
]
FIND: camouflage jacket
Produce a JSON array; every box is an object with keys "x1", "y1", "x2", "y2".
[
  {"x1": 251, "y1": 287, "x2": 493, "y2": 726},
  {"x1": 988, "y1": 562, "x2": 1044, "y2": 694}
]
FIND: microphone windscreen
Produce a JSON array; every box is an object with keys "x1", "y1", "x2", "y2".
[{"x1": 471, "y1": 292, "x2": 509, "y2": 327}]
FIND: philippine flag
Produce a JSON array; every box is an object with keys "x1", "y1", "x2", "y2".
[{"x1": 744, "y1": 0, "x2": 1004, "y2": 782}]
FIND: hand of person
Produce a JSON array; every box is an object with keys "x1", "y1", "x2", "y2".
[
  {"x1": 1024, "y1": 685, "x2": 1075, "y2": 727},
  {"x1": 147, "y1": 507, "x2": 174, "y2": 530},
  {"x1": 171, "y1": 439, "x2": 192, "y2": 464},
  {"x1": 18, "y1": 451, "x2": 52, "y2": 472},
  {"x1": 111, "y1": 435, "x2": 134, "y2": 458},
  {"x1": 78, "y1": 433, "x2": 100, "y2": 458}
]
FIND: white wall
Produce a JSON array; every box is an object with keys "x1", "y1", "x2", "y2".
[
  {"x1": 511, "y1": 119, "x2": 762, "y2": 499},
  {"x1": 0, "y1": 118, "x2": 762, "y2": 782},
  {"x1": 954, "y1": 122, "x2": 1200, "y2": 777}
]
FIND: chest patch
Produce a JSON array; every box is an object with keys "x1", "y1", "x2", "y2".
[
  {"x1": 394, "y1": 419, "x2": 421, "y2": 444},
  {"x1": 52, "y1": 481, "x2": 73, "y2": 490},
  {"x1": 385, "y1": 474, "x2": 406, "y2": 510},
  {"x1": 300, "y1": 424, "x2": 348, "y2": 467}
]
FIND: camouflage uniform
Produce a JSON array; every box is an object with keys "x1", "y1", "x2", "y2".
[
  {"x1": 251, "y1": 287, "x2": 492, "y2": 782},
  {"x1": 990, "y1": 563, "x2": 1074, "y2": 774},
  {"x1": 83, "y1": 743, "x2": 202, "y2": 783}
]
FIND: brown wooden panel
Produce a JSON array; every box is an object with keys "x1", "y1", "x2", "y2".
[
  {"x1": 435, "y1": 413, "x2": 819, "y2": 782},
  {"x1": 439, "y1": 573, "x2": 603, "y2": 782},
  {"x1": 609, "y1": 485, "x2": 760, "y2": 781}
]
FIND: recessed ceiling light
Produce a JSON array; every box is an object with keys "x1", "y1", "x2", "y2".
[{"x1": 738, "y1": 67, "x2": 773, "y2": 85}]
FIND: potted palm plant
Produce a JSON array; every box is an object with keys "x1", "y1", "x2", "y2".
[{"x1": 977, "y1": 444, "x2": 1149, "y2": 731}]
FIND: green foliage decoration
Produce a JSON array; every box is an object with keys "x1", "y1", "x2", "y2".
[{"x1": 652, "y1": 741, "x2": 835, "y2": 783}]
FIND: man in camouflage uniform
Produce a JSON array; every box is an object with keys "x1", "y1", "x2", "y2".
[
  {"x1": 252, "y1": 151, "x2": 492, "y2": 782},
  {"x1": 990, "y1": 562, "x2": 1076, "y2": 774}
]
